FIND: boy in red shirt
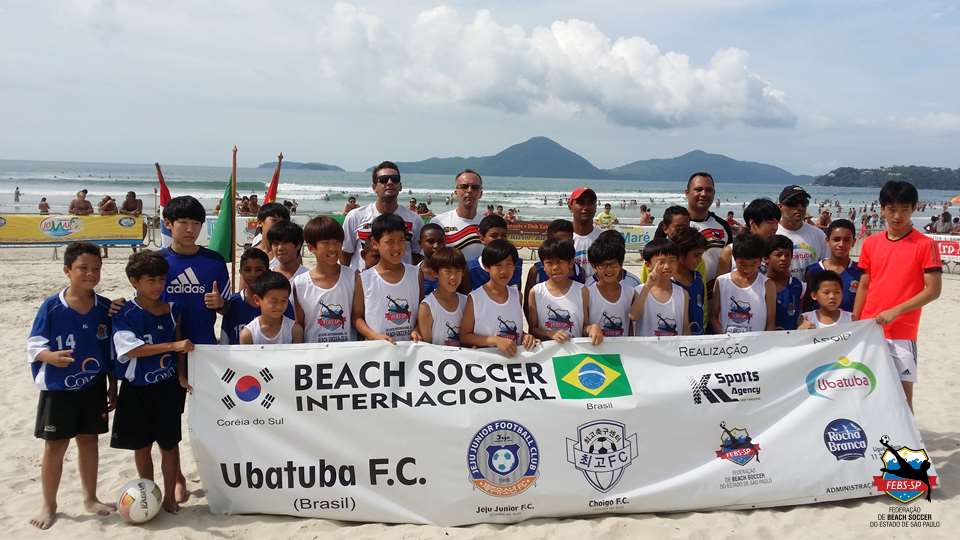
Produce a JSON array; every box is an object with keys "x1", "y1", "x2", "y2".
[{"x1": 854, "y1": 181, "x2": 942, "y2": 411}]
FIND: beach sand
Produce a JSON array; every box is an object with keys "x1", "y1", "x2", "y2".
[{"x1": 0, "y1": 247, "x2": 955, "y2": 539}]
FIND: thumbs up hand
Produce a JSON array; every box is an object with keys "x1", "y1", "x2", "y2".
[{"x1": 204, "y1": 280, "x2": 225, "y2": 310}]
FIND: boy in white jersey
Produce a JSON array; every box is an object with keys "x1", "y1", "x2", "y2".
[
  {"x1": 294, "y1": 216, "x2": 359, "y2": 343},
  {"x1": 353, "y1": 213, "x2": 423, "y2": 342},
  {"x1": 799, "y1": 270, "x2": 853, "y2": 329},
  {"x1": 268, "y1": 220, "x2": 308, "y2": 281},
  {"x1": 630, "y1": 239, "x2": 689, "y2": 336},
  {"x1": 461, "y1": 239, "x2": 538, "y2": 356},
  {"x1": 412, "y1": 247, "x2": 468, "y2": 346},
  {"x1": 239, "y1": 271, "x2": 303, "y2": 344},
  {"x1": 585, "y1": 232, "x2": 635, "y2": 344},
  {"x1": 527, "y1": 238, "x2": 586, "y2": 343},
  {"x1": 710, "y1": 233, "x2": 776, "y2": 333}
]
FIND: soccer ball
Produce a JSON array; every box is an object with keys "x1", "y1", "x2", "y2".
[
  {"x1": 880, "y1": 435, "x2": 890, "y2": 446},
  {"x1": 491, "y1": 449, "x2": 517, "y2": 473},
  {"x1": 117, "y1": 479, "x2": 162, "y2": 524},
  {"x1": 589, "y1": 436, "x2": 618, "y2": 455}
]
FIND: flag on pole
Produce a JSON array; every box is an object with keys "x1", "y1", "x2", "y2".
[
  {"x1": 155, "y1": 162, "x2": 173, "y2": 248},
  {"x1": 208, "y1": 174, "x2": 235, "y2": 263},
  {"x1": 264, "y1": 152, "x2": 283, "y2": 204}
]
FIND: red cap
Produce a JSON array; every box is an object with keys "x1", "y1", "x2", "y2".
[{"x1": 568, "y1": 187, "x2": 596, "y2": 205}]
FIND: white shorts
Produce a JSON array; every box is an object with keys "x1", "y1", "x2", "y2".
[{"x1": 886, "y1": 339, "x2": 918, "y2": 383}]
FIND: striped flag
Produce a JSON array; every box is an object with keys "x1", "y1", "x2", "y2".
[{"x1": 155, "y1": 162, "x2": 173, "y2": 248}]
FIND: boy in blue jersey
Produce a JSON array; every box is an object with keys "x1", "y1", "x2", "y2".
[
  {"x1": 463, "y1": 214, "x2": 522, "y2": 292},
  {"x1": 26, "y1": 242, "x2": 117, "y2": 529},
  {"x1": 111, "y1": 251, "x2": 193, "y2": 514},
  {"x1": 670, "y1": 226, "x2": 708, "y2": 335},
  {"x1": 803, "y1": 219, "x2": 861, "y2": 313},
  {"x1": 220, "y1": 248, "x2": 292, "y2": 344},
  {"x1": 766, "y1": 235, "x2": 803, "y2": 330}
]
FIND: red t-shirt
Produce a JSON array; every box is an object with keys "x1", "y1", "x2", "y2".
[{"x1": 858, "y1": 229, "x2": 942, "y2": 340}]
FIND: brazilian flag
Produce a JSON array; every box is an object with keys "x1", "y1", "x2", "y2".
[{"x1": 552, "y1": 353, "x2": 632, "y2": 399}]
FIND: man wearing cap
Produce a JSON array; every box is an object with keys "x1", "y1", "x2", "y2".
[
  {"x1": 431, "y1": 169, "x2": 484, "y2": 263},
  {"x1": 776, "y1": 185, "x2": 828, "y2": 282},
  {"x1": 569, "y1": 187, "x2": 601, "y2": 278},
  {"x1": 684, "y1": 172, "x2": 732, "y2": 283}
]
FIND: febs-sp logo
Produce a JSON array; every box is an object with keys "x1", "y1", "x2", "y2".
[
  {"x1": 566, "y1": 420, "x2": 638, "y2": 492},
  {"x1": 805, "y1": 356, "x2": 876, "y2": 399},
  {"x1": 467, "y1": 420, "x2": 539, "y2": 497},
  {"x1": 715, "y1": 422, "x2": 761, "y2": 466},
  {"x1": 873, "y1": 435, "x2": 937, "y2": 503},
  {"x1": 823, "y1": 419, "x2": 867, "y2": 460},
  {"x1": 552, "y1": 354, "x2": 632, "y2": 399}
]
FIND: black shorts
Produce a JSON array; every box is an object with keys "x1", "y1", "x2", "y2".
[
  {"x1": 34, "y1": 375, "x2": 109, "y2": 440},
  {"x1": 110, "y1": 378, "x2": 183, "y2": 451}
]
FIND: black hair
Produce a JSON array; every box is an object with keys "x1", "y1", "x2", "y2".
[
  {"x1": 765, "y1": 234, "x2": 794, "y2": 256},
  {"x1": 64, "y1": 241, "x2": 101, "y2": 267},
  {"x1": 686, "y1": 171, "x2": 714, "y2": 189},
  {"x1": 239, "y1": 247, "x2": 270, "y2": 269},
  {"x1": 371, "y1": 160, "x2": 400, "y2": 183},
  {"x1": 808, "y1": 269, "x2": 843, "y2": 295},
  {"x1": 479, "y1": 214, "x2": 508, "y2": 237},
  {"x1": 826, "y1": 218, "x2": 856, "y2": 238},
  {"x1": 427, "y1": 246, "x2": 467, "y2": 272},
  {"x1": 162, "y1": 195, "x2": 206, "y2": 223},
  {"x1": 266, "y1": 219, "x2": 304, "y2": 248},
  {"x1": 537, "y1": 238, "x2": 576, "y2": 262},
  {"x1": 587, "y1": 234, "x2": 626, "y2": 266},
  {"x1": 654, "y1": 205, "x2": 691, "y2": 239},
  {"x1": 480, "y1": 238, "x2": 519, "y2": 268},
  {"x1": 731, "y1": 232, "x2": 767, "y2": 260},
  {"x1": 878, "y1": 180, "x2": 919, "y2": 208},
  {"x1": 455, "y1": 169, "x2": 483, "y2": 185},
  {"x1": 370, "y1": 212, "x2": 407, "y2": 241},
  {"x1": 743, "y1": 198, "x2": 781, "y2": 229},
  {"x1": 670, "y1": 226, "x2": 708, "y2": 255},
  {"x1": 642, "y1": 238, "x2": 680, "y2": 263},
  {"x1": 420, "y1": 222, "x2": 444, "y2": 240},
  {"x1": 546, "y1": 218, "x2": 574, "y2": 237},
  {"x1": 303, "y1": 215, "x2": 345, "y2": 245},
  {"x1": 125, "y1": 250, "x2": 169, "y2": 279},
  {"x1": 251, "y1": 270, "x2": 291, "y2": 298},
  {"x1": 596, "y1": 229, "x2": 625, "y2": 246},
  {"x1": 256, "y1": 202, "x2": 290, "y2": 223}
]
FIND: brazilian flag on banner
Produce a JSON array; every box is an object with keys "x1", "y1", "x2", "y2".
[{"x1": 552, "y1": 353, "x2": 633, "y2": 399}]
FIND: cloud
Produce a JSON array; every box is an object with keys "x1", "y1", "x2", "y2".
[{"x1": 897, "y1": 112, "x2": 960, "y2": 134}]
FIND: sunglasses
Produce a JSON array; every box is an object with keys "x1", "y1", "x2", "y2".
[
  {"x1": 457, "y1": 184, "x2": 482, "y2": 191},
  {"x1": 376, "y1": 174, "x2": 401, "y2": 184}
]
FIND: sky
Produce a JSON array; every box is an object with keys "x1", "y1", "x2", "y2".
[{"x1": 1, "y1": 0, "x2": 958, "y2": 175}]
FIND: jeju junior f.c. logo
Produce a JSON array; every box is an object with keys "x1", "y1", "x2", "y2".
[
  {"x1": 467, "y1": 420, "x2": 539, "y2": 497},
  {"x1": 805, "y1": 356, "x2": 876, "y2": 399}
]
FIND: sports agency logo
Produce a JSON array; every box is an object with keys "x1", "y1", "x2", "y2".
[
  {"x1": 689, "y1": 370, "x2": 760, "y2": 404},
  {"x1": 317, "y1": 302, "x2": 347, "y2": 331},
  {"x1": 143, "y1": 354, "x2": 176, "y2": 384},
  {"x1": 167, "y1": 267, "x2": 206, "y2": 294},
  {"x1": 805, "y1": 356, "x2": 876, "y2": 399},
  {"x1": 444, "y1": 321, "x2": 460, "y2": 346},
  {"x1": 873, "y1": 435, "x2": 937, "y2": 503},
  {"x1": 598, "y1": 311, "x2": 624, "y2": 337},
  {"x1": 655, "y1": 313, "x2": 678, "y2": 336},
  {"x1": 220, "y1": 367, "x2": 276, "y2": 410},
  {"x1": 716, "y1": 422, "x2": 761, "y2": 466},
  {"x1": 467, "y1": 420, "x2": 540, "y2": 497},
  {"x1": 566, "y1": 420, "x2": 638, "y2": 493},
  {"x1": 384, "y1": 296, "x2": 411, "y2": 326},
  {"x1": 823, "y1": 419, "x2": 868, "y2": 461},
  {"x1": 544, "y1": 305, "x2": 574, "y2": 332},
  {"x1": 64, "y1": 357, "x2": 102, "y2": 390},
  {"x1": 497, "y1": 317, "x2": 521, "y2": 343},
  {"x1": 552, "y1": 354, "x2": 632, "y2": 399},
  {"x1": 727, "y1": 297, "x2": 753, "y2": 324}
]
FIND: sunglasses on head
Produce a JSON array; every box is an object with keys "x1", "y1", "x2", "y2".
[
  {"x1": 376, "y1": 174, "x2": 401, "y2": 184},
  {"x1": 457, "y1": 183, "x2": 482, "y2": 191}
]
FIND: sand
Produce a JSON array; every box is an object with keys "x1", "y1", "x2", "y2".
[{"x1": 0, "y1": 246, "x2": 956, "y2": 539}]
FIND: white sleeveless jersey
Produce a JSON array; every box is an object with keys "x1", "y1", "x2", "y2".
[
  {"x1": 717, "y1": 273, "x2": 768, "y2": 333},
  {"x1": 470, "y1": 286, "x2": 524, "y2": 345},
  {"x1": 633, "y1": 283, "x2": 686, "y2": 337},
  {"x1": 532, "y1": 281, "x2": 584, "y2": 338},
  {"x1": 422, "y1": 292, "x2": 467, "y2": 346},
  {"x1": 244, "y1": 316, "x2": 296, "y2": 345},
  {"x1": 293, "y1": 266, "x2": 356, "y2": 343},
  {"x1": 586, "y1": 282, "x2": 634, "y2": 337},
  {"x1": 802, "y1": 310, "x2": 853, "y2": 329},
  {"x1": 360, "y1": 263, "x2": 420, "y2": 341}
]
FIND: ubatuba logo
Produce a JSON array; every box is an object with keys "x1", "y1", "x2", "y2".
[
  {"x1": 823, "y1": 419, "x2": 867, "y2": 460},
  {"x1": 873, "y1": 435, "x2": 937, "y2": 503},
  {"x1": 384, "y1": 296, "x2": 411, "y2": 326},
  {"x1": 805, "y1": 356, "x2": 876, "y2": 399},
  {"x1": 221, "y1": 367, "x2": 276, "y2": 410},
  {"x1": 40, "y1": 216, "x2": 82, "y2": 237},
  {"x1": 716, "y1": 422, "x2": 761, "y2": 466},
  {"x1": 317, "y1": 302, "x2": 347, "y2": 330},
  {"x1": 467, "y1": 420, "x2": 539, "y2": 497},
  {"x1": 566, "y1": 420, "x2": 638, "y2": 493}
]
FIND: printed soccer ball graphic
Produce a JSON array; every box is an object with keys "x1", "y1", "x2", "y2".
[
  {"x1": 491, "y1": 449, "x2": 517, "y2": 472},
  {"x1": 589, "y1": 436, "x2": 618, "y2": 455},
  {"x1": 880, "y1": 435, "x2": 890, "y2": 445}
]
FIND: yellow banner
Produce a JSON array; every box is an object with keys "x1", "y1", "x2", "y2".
[{"x1": 0, "y1": 214, "x2": 145, "y2": 245}]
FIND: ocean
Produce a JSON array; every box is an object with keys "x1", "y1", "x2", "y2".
[{"x1": 1, "y1": 159, "x2": 956, "y2": 225}]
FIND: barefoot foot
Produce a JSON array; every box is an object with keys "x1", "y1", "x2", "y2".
[
  {"x1": 29, "y1": 506, "x2": 57, "y2": 530},
  {"x1": 162, "y1": 497, "x2": 179, "y2": 514},
  {"x1": 83, "y1": 499, "x2": 116, "y2": 516},
  {"x1": 175, "y1": 479, "x2": 189, "y2": 503}
]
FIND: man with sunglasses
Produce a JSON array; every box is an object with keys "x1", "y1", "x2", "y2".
[
  {"x1": 341, "y1": 161, "x2": 424, "y2": 269},
  {"x1": 776, "y1": 185, "x2": 828, "y2": 283},
  {"x1": 431, "y1": 169, "x2": 485, "y2": 263}
]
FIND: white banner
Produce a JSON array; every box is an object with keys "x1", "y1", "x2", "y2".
[{"x1": 188, "y1": 321, "x2": 932, "y2": 525}]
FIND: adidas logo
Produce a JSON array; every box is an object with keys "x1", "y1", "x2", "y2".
[{"x1": 167, "y1": 267, "x2": 206, "y2": 294}]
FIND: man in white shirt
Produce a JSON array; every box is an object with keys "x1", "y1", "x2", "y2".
[
  {"x1": 431, "y1": 169, "x2": 484, "y2": 263},
  {"x1": 684, "y1": 172, "x2": 732, "y2": 284},
  {"x1": 776, "y1": 185, "x2": 828, "y2": 282},
  {"x1": 569, "y1": 187, "x2": 601, "y2": 278},
  {"x1": 341, "y1": 161, "x2": 423, "y2": 269}
]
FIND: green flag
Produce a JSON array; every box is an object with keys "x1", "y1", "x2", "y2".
[{"x1": 208, "y1": 176, "x2": 234, "y2": 262}]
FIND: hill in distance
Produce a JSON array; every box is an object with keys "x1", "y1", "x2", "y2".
[
  {"x1": 258, "y1": 161, "x2": 344, "y2": 172},
  {"x1": 813, "y1": 166, "x2": 960, "y2": 190}
]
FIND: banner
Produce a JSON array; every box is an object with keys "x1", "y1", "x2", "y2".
[
  {"x1": 927, "y1": 234, "x2": 960, "y2": 263},
  {"x1": 0, "y1": 214, "x2": 144, "y2": 245},
  {"x1": 188, "y1": 321, "x2": 932, "y2": 525},
  {"x1": 615, "y1": 225, "x2": 658, "y2": 252},
  {"x1": 507, "y1": 221, "x2": 549, "y2": 249}
]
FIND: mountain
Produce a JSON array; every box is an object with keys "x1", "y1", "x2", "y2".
[
  {"x1": 258, "y1": 161, "x2": 344, "y2": 172},
  {"x1": 607, "y1": 150, "x2": 811, "y2": 184},
  {"x1": 813, "y1": 166, "x2": 960, "y2": 190}
]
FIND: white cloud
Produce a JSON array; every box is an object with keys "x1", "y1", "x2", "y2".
[{"x1": 897, "y1": 112, "x2": 960, "y2": 134}]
